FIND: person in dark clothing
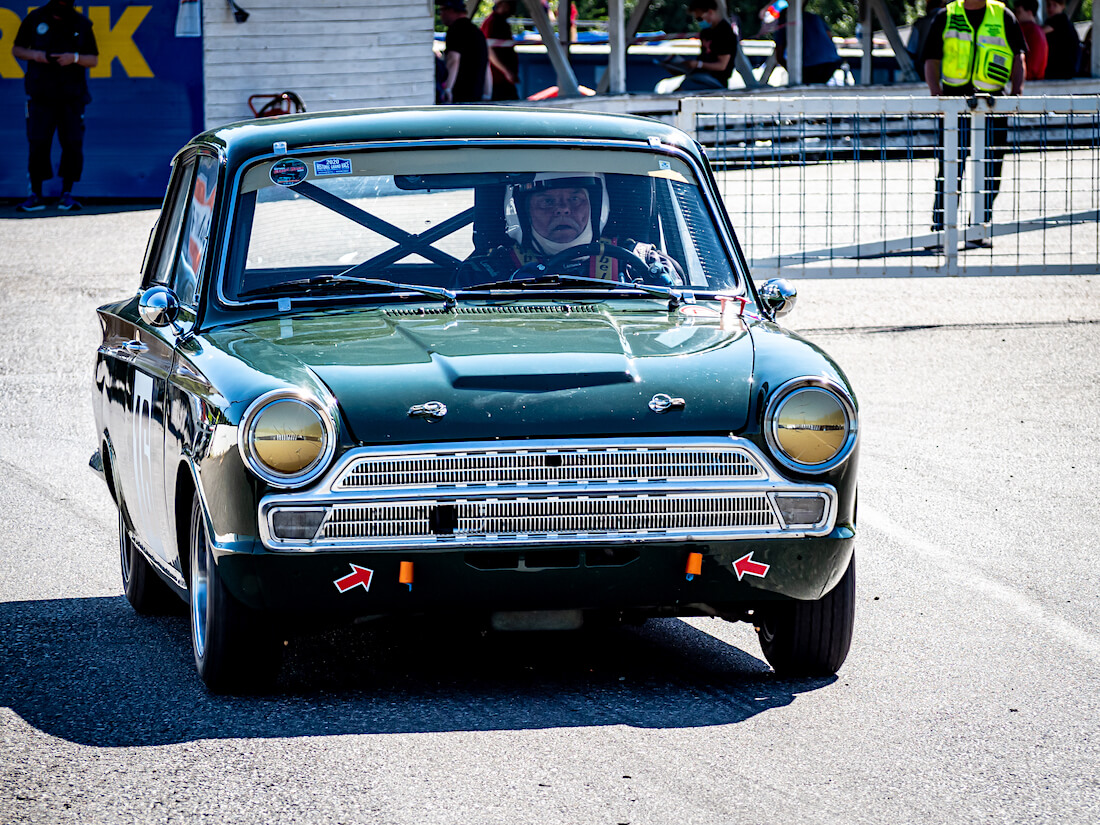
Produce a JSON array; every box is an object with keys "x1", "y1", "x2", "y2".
[
  {"x1": 11, "y1": 0, "x2": 98, "y2": 211},
  {"x1": 771, "y1": 7, "x2": 842, "y2": 84},
  {"x1": 683, "y1": 0, "x2": 738, "y2": 90},
  {"x1": 907, "y1": 0, "x2": 946, "y2": 81},
  {"x1": 921, "y1": 0, "x2": 1026, "y2": 237},
  {"x1": 1043, "y1": 0, "x2": 1081, "y2": 79},
  {"x1": 439, "y1": 0, "x2": 490, "y2": 103},
  {"x1": 481, "y1": 0, "x2": 520, "y2": 100},
  {"x1": 1079, "y1": 26, "x2": 1093, "y2": 77}
]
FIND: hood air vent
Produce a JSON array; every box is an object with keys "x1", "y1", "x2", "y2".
[{"x1": 385, "y1": 305, "x2": 598, "y2": 317}]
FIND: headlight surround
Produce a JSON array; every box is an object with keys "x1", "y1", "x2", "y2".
[
  {"x1": 764, "y1": 378, "x2": 857, "y2": 474},
  {"x1": 239, "y1": 391, "x2": 336, "y2": 488}
]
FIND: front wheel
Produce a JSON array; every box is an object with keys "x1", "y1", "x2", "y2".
[
  {"x1": 119, "y1": 507, "x2": 181, "y2": 615},
  {"x1": 189, "y1": 491, "x2": 281, "y2": 693},
  {"x1": 756, "y1": 555, "x2": 855, "y2": 676}
]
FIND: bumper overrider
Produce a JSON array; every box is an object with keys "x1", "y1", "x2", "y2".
[{"x1": 219, "y1": 437, "x2": 856, "y2": 617}]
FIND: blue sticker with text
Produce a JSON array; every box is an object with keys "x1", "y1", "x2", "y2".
[{"x1": 314, "y1": 157, "x2": 352, "y2": 177}]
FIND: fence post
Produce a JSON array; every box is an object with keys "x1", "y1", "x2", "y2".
[
  {"x1": 675, "y1": 96, "x2": 700, "y2": 142},
  {"x1": 943, "y1": 102, "x2": 960, "y2": 275},
  {"x1": 970, "y1": 105, "x2": 987, "y2": 246}
]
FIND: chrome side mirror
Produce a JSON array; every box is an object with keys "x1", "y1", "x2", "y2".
[
  {"x1": 139, "y1": 285, "x2": 183, "y2": 332},
  {"x1": 759, "y1": 278, "x2": 798, "y2": 318}
]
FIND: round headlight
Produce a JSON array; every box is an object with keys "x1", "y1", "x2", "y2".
[
  {"x1": 765, "y1": 379, "x2": 857, "y2": 473},
  {"x1": 240, "y1": 392, "x2": 336, "y2": 487}
]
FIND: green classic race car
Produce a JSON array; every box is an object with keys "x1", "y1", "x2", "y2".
[{"x1": 92, "y1": 106, "x2": 859, "y2": 693}]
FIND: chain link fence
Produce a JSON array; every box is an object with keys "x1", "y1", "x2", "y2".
[{"x1": 676, "y1": 95, "x2": 1100, "y2": 278}]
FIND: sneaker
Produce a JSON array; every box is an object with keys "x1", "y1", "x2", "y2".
[
  {"x1": 17, "y1": 194, "x2": 46, "y2": 212},
  {"x1": 57, "y1": 192, "x2": 81, "y2": 211}
]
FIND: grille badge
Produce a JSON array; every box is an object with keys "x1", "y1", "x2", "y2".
[{"x1": 408, "y1": 400, "x2": 448, "y2": 420}]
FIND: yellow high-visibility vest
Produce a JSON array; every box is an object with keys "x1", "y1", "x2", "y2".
[{"x1": 941, "y1": 0, "x2": 1014, "y2": 92}]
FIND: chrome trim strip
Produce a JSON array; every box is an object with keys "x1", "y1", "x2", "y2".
[{"x1": 127, "y1": 527, "x2": 187, "y2": 590}]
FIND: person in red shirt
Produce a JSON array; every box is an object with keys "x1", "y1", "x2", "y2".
[
  {"x1": 481, "y1": 0, "x2": 519, "y2": 100},
  {"x1": 1015, "y1": 0, "x2": 1048, "y2": 79}
]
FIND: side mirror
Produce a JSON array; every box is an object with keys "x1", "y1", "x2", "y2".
[
  {"x1": 139, "y1": 285, "x2": 183, "y2": 332},
  {"x1": 758, "y1": 278, "x2": 797, "y2": 318}
]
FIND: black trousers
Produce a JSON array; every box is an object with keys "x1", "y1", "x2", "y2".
[
  {"x1": 932, "y1": 113, "x2": 1008, "y2": 231},
  {"x1": 26, "y1": 96, "x2": 86, "y2": 188}
]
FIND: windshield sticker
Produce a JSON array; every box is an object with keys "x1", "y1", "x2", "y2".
[
  {"x1": 314, "y1": 157, "x2": 352, "y2": 177},
  {"x1": 648, "y1": 168, "x2": 688, "y2": 183},
  {"x1": 269, "y1": 158, "x2": 308, "y2": 187}
]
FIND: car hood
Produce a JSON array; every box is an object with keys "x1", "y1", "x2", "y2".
[{"x1": 205, "y1": 302, "x2": 755, "y2": 445}]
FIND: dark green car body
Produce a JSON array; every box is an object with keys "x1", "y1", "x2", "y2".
[{"x1": 93, "y1": 107, "x2": 858, "y2": 690}]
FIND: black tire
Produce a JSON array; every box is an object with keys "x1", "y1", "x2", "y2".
[
  {"x1": 756, "y1": 554, "x2": 855, "y2": 676},
  {"x1": 188, "y1": 491, "x2": 281, "y2": 693},
  {"x1": 119, "y1": 507, "x2": 182, "y2": 615}
]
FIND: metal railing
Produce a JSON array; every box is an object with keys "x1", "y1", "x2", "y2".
[{"x1": 676, "y1": 95, "x2": 1100, "y2": 277}]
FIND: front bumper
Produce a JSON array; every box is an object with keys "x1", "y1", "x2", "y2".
[{"x1": 217, "y1": 527, "x2": 855, "y2": 619}]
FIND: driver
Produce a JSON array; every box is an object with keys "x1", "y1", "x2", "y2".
[{"x1": 457, "y1": 172, "x2": 684, "y2": 286}]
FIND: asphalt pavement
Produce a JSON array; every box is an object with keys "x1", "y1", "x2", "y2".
[{"x1": 1, "y1": 205, "x2": 1098, "y2": 824}]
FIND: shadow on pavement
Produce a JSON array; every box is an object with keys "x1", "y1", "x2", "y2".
[
  {"x1": 0, "y1": 596, "x2": 835, "y2": 748},
  {"x1": 0, "y1": 199, "x2": 159, "y2": 219}
]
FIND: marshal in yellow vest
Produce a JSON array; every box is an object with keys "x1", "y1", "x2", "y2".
[{"x1": 941, "y1": 0, "x2": 1015, "y2": 92}]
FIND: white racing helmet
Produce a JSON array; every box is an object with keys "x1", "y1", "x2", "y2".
[{"x1": 504, "y1": 172, "x2": 610, "y2": 254}]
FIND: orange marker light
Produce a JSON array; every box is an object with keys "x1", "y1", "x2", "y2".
[
  {"x1": 399, "y1": 560, "x2": 414, "y2": 590},
  {"x1": 685, "y1": 552, "x2": 703, "y2": 581}
]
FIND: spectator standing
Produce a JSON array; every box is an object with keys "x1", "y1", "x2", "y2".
[
  {"x1": 481, "y1": 0, "x2": 520, "y2": 100},
  {"x1": 1043, "y1": 0, "x2": 1081, "y2": 79},
  {"x1": 439, "y1": 0, "x2": 491, "y2": 103},
  {"x1": 683, "y1": 0, "x2": 738, "y2": 90},
  {"x1": 907, "y1": 0, "x2": 947, "y2": 81},
  {"x1": 922, "y1": 0, "x2": 1026, "y2": 239},
  {"x1": 1015, "y1": 0, "x2": 1047, "y2": 80},
  {"x1": 770, "y1": 6, "x2": 843, "y2": 85},
  {"x1": 11, "y1": 0, "x2": 98, "y2": 212}
]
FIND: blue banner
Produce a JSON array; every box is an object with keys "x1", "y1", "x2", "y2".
[{"x1": 1, "y1": 2, "x2": 203, "y2": 198}]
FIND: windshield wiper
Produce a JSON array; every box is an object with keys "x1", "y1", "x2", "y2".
[
  {"x1": 247, "y1": 274, "x2": 456, "y2": 308},
  {"x1": 461, "y1": 273, "x2": 695, "y2": 308}
]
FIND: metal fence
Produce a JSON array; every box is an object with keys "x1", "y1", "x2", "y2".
[{"x1": 676, "y1": 95, "x2": 1100, "y2": 278}]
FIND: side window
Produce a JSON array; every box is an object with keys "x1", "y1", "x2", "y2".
[
  {"x1": 171, "y1": 155, "x2": 220, "y2": 307},
  {"x1": 148, "y1": 159, "x2": 196, "y2": 287}
]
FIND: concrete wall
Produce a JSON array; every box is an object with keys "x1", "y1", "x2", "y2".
[{"x1": 201, "y1": 0, "x2": 436, "y2": 128}]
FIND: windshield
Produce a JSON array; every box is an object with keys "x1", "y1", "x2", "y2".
[{"x1": 223, "y1": 147, "x2": 741, "y2": 304}]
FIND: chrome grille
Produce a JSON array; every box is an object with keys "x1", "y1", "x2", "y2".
[
  {"x1": 335, "y1": 446, "x2": 764, "y2": 491},
  {"x1": 318, "y1": 493, "x2": 777, "y2": 542}
]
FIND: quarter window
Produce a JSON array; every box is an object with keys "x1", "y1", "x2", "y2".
[
  {"x1": 171, "y1": 155, "x2": 220, "y2": 307},
  {"x1": 147, "y1": 159, "x2": 196, "y2": 288}
]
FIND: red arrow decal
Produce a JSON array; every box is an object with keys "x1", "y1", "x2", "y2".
[
  {"x1": 733, "y1": 552, "x2": 769, "y2": 581},
  {"x1": 334, "y1": 564, "x2": 373, "y2": 593}
]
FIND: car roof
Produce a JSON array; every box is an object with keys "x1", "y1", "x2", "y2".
[{"x1": 183, "y1": 106, "x2": 699, "y2": 171}]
